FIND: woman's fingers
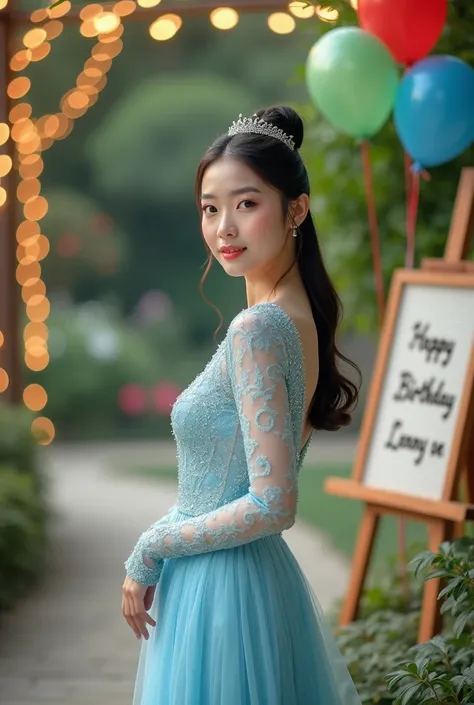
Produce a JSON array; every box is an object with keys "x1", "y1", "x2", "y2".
[
  {"x1": 122, "y1": 594, "x2": 142, "y2": 639},
  {"x1": 122, "y1": 590, "x2": 157, "y2": 640},
  {"x1": 131, "y1": 593, "x2": 156, "y2": 638},
  {"x1": 144, "y1": 585, "x2": 156, "y2": 611}
]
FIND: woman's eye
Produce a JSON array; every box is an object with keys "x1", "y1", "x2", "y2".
[
  {"x1": 202, "y1": 205, "x2": 216, "y2": 214},
  {"x1": 239, "y1": 200, "x2": 256, "y2": 209}
]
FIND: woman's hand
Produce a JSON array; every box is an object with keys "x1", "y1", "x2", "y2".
[{"x1": 122, "y1": 576, "x2": 157, "y2": 640}]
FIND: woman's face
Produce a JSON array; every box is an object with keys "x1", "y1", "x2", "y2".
[{"x1": 200, "y1": 157, "x2": 291, "y2": 279}]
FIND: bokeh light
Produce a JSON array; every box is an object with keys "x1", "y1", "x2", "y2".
[
  {"x1": 268, "y1": 12, "x2": 296, "y2": 34},
  {"x1": 10, "y1": 103, "x2": 32, "y2": 123},
  {"x1": 48, "y1": 0, "x2": 71, "y2": 18},
  {"x1": 210, "y1": 8, "x2": 239, "y2": 30},
  {"x1": 118, "y1": 384, "x2": 147, "y2": 416},
  {"x1": 26, "y1": 295, "x2": 50, "y2": 323},
  {"x1": 93, "y1": 11, "x2": 121, "y2": 33},
  {"x1": 289, "y1": 1, "x2": 315, "y2": 18},
  {"x1": 152, "y1": 382, "x2": 181, "y2": 415},
  {"x1": 16, "y1": 219, "x2": 40, "y2": 244},
  {"x1": 22, "y1": 279, "x2": 46, "y2": 304},
  {"x1": 10, "y1": 51, "x2": 31, "y2": 73},
  {"x1": 31, "y1": 416, "x2": 55, "y2": 445},
  {"x1": 30, "y1": 8, "x2": 49, "y2": 23},
  {"x1": 0, "y1": 154, "x2": 13, "y2": 177},
  {"x1": 80, "y1": 3, "x2": 103, "y2": 20},
  {"x1": 30, "y1": 42, "x2": 52, "y2": 62},
  {"x1": 113, "y1": 0, "x2": 137, "y2": 16},
  {"x1": 0, "y1": 123, "x2": 10, "y2": 145},
  {"x1": 7, "y1": 77, "x2": 31, "y2": 100},
  {"x1": 23, "y1": 383, "x2": 48, "y2": 412},
  {"x1": 24, "y1": 321, "x2": 48, "y2": 343},
  {"x1": 149, "y1": 14, "x2": 182, "y2": 41},
  {"x1": 17, "y1": 177, "x2": 41, "y2": 203},
  {"x1": 16, "y1": 261, "x2": 41, "y2": 286},
  {"x1": 43, "y1": 20, "x2": 64, "y2": 40},
  {"x1": 0, "y1": 369, "x2": 9, "y2": 394},
  {"x1": 23, "y1": 28, "x2": 47, "y2": 49},
  {"x1": 138, "y1": 0, "x2": 161, "y2": 7},
  {"x1": 23, "y1": 195, "x2": 48, "y2": 221}
]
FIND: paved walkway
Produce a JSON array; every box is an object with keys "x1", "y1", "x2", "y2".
[{"x1": 0, "y1": 436, "x2": 357, "y2": 705}]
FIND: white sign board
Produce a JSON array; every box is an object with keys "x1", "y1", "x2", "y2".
[{"x1": 362, "y1": 282, "x2": 474, "y2": 501}]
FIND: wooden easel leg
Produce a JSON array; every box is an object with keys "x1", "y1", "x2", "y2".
[
  {"x1": 466, "y1": 421, "x2": 474, "y2": 508},
  {"x1": 339, "y1": 504, "x2": 379, "y2": 625},
  {"x1": 455, "y1": 420, "x2": 474, "y2": 538},
  {"x1": 417, "y1": 520, "x2": 454, "y2": 643}
]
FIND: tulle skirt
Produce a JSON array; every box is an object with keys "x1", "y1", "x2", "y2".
[{"x1": 132, "y1": 509, "x2": 361, "y2": 705}]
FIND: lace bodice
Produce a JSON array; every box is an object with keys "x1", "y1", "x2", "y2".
[{"x1": 125, "y1": 303, "x2": 314, "y2": 586}]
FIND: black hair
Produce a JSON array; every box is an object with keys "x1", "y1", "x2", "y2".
[{"x1": 195, "y1": 105, "x2": 361, "y2": 432}]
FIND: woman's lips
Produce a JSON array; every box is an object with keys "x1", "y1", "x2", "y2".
[{"x1": 220, "y1": 248, "x2": 247, "y2": 260}]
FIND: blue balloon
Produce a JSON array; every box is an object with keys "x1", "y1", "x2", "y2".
[{"x1": 394, "y1": 55, "x2": 474, "y2": 169}]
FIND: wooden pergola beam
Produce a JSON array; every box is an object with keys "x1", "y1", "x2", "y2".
[
  {"x1": 6, "y1": 1, "x2": 292, "y2": 26},
  {"x1": 0, "y1": 10, "x2": 21, "y2": 404}
]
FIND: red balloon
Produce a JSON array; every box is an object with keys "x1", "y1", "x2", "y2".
[{"x1": 358, "y1": 0, "x2": 447, "y2": 66}]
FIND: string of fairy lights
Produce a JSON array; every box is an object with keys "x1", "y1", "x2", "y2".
[{"x1": 0, "y1": 0, "x2": 354, "y2": 445}]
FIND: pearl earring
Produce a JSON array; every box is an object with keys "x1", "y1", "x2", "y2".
[{"x1": 292, "y1": 227, "x2": 298, "y2": 238}]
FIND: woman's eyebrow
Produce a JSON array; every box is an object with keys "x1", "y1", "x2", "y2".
[{"x1": 201, "y1": 186, "x2": 262, "y2": 199}]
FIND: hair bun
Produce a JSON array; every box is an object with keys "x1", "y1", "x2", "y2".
[{"x1": 255, "y1": 105, "x2": 304, "y2": 151}]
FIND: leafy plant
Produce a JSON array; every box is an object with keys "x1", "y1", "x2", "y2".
[
  {"x1": 332, "y1": 544, "x2": 424, "y2": 703},
  {"x1": 0, "y1": 467, "x2": 49, "y2": 611},
  {"x1": 0, "y1": 403, "x2": 38, "y2": 477},
  {"x1": 387, "y1": 538, "x2": 474, "y2": 704},
  {"x1": 335, "y1": 609, "x2": 419, "y2": 704},
  {"x1": 0, "y1": 404, "x2": 50, "y2": 611},
  {"x1": 359, "y1": 542, "x2": 425, "y2": 618}
]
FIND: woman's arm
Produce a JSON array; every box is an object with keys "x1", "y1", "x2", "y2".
[{"x1": 124, "y1": 310, "x2": 299, "y2": 586}]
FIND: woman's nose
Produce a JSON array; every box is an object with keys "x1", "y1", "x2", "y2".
[{"x1": 217, "y1": 217, "x2": 237, "y2": 239}]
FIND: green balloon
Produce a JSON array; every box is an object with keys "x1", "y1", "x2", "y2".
[{"x1": 306, "y1": 27, "x2": 399, "y2": 139}]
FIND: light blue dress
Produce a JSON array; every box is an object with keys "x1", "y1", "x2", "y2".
[{"x1": 125, "y1": 302, "x2": 362, "y2": 705}]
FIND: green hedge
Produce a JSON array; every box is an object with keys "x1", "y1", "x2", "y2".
[
  {"x1": 0, "y1": 403, "x2": 49, "y2": 611},
  {"x1": 335, "y1": 538, "x2": 474, "y2": 704}
]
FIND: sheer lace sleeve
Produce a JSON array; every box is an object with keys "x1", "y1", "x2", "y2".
[{"x1": 124, "y1": 310, "x2": 300, "y2": 586}]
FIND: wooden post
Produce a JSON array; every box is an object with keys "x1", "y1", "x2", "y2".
[
  {"x1": 444, "y1": 168, "x2": 474, "y2": 262},
  {"x1": 418, "y1": 520, "x2": 451, "y2": 642},
  {"x1": 0, "y1": 5, "x2": 21, "y2": 404},
  {"x1": 339, "y1": 505, "x2": 380, "y2": 624}
]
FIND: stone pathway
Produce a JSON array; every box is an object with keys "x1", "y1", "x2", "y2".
[{"x1": 0, "y1": 437, "x2": 356, "y2": 705}]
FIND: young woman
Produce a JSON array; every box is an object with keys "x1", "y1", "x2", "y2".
[{"x1": 122, "y1": 105, "x2": 362, "y2": 705}]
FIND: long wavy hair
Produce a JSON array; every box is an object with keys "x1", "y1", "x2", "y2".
[{"x1": 194, "y1": 105, "x2": 361, "y2": 432}]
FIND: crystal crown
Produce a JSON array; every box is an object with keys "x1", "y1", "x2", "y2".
[{"x1": 227, "y1": 113, "x2": 296, "y2": 151}]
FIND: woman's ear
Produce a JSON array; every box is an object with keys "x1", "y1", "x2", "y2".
[{"x1": 290, "y1": 194, "x2": 310, "y2": 228}]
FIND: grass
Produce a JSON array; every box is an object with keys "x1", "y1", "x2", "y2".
[{"x1": 124, "y1": 462, "x2": 428, "y2": 577}]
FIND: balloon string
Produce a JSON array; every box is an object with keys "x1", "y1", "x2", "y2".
[
  {"x1": 360, "y1": 140, "x2": 384, "y2": 327},
  {"x1": 404, "y1": 152, "x2": 412, "y2": 213},
  {"x1": 405, "y1": 170, "x2": 420, "y2": 269}
]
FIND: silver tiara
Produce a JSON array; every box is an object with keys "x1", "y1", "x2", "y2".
[{"x1": 227, "y1": 113, "x2": 296, "y2": 151}]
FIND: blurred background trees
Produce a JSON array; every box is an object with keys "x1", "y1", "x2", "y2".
[{"x1": 14, "y1": 0, "x2": 473, "y2": 440}]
